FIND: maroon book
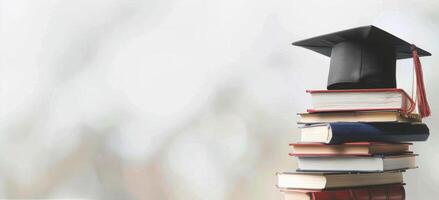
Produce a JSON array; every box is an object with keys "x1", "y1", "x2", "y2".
[{"x1": 280, "y1": 184, "x2": 405, "y2": 200}]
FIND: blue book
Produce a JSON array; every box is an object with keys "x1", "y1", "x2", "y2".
[{"x1": 300, "y1": 122, "x2": 429, "y2": 144}]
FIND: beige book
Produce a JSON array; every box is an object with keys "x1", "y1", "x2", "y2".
[
  {"x1": 277, "y1": 171, "x2": 403, "y2": 189},
  {"x1": 299, "y1": 111, "x2": 420, "y2": 124},
  {"x1": 290, "y1": 143, "x2": 411, "y2": 156}
]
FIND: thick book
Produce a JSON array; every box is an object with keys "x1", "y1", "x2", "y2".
[
  {"x1": 276, "y1": 171, "x2": 403, "y2": 189},
  {"x1": 306, "y1": 88, "x2": 415, "y2": 114},
  {"x1": 300, "y1": 122, "x2": 429, "y2": 144},
  {"x1": 279, "y1": 184, "x2": 405, "y2": 200},
  {"x1": 296, "y1": 154, "x2": 416, "y2": 172},
  {"x1": 298, "y1": 111, "x2": 420, "y2": 124},
  {"x1": 289, "y1": 142, "x2": 411, "y2": 156}
]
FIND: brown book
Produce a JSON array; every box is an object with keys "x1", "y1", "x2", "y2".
[{"x1": 289, "y1": 142, "x2": 411, "y2": 156}]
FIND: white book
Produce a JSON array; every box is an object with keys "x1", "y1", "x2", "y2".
[
  {"x1": 297, "y1": 154, "x2": 416, "y2": 172},
  {"x1": 306, "y1": 89, "x2": 414, "y2": 114}
]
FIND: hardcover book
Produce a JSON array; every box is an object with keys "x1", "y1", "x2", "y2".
[
  {"x1": 299, "y1": 122, "x2": 429, "y2": 144},
  {"x1": 276, "y1": 171, "x2": 403, "y2": 189},
  {"x1": 279, "y1": 184, "x2": 405, "y2": 200},
  {"x1": 296, "y1": 154, "x2": 416, "y2": 172},
  {"x1": 298, "y1": 111, "x2": 420, "y2": 124},
  {"x1": 306, "y1": 89, "x2": 415, "y2": 114},
  {"x1": 289, "y1": 142, "x2": 411, "y2": 156}
]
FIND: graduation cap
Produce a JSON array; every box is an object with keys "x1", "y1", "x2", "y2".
[{"x1": 293, "y1": 25, "x2": 431, "y2": 117}]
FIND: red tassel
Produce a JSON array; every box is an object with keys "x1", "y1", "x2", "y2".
[{"x1": 411, "y1": 44, "x2": 431, "y2": 118}]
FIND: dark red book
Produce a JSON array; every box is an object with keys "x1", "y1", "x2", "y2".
[{"x1": 280, "y1": 184, "x2": 405, "y2": 200}]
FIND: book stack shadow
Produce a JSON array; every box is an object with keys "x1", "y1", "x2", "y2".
[{"x1": 276, "y1": 89, "x2": 430, "y2": 200}]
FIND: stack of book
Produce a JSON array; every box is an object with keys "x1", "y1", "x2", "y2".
[{"x1": 277, "y1": 88, "x2": 430, "y2": 200}]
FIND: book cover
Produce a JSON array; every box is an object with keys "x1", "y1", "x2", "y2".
[{"x1": 300, "y1": 122, "x2": 429, "y2": 144}]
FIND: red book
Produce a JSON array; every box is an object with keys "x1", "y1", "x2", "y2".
[
  {"x1": 306, "y1": 88, "x2": 415, "y2": 115},
  {"x1": 280, "y1": 184, "x2": 405, "y2": 200}
]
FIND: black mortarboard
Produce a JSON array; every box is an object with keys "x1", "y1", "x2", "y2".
[{"x1": 292, "y1": 25, "x2": 431, "y2": 90}]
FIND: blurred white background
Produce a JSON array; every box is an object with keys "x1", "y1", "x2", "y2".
[{"x1": 0, "y1": 0, "x2": 438, "y2": 199}]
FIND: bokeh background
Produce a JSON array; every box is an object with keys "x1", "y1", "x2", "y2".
[{"x1": 1, "y1": 0, "x2": 438, "y2": 199}]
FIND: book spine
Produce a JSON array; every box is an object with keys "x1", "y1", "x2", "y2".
[
  {"x1": 311, "y1": 184, "x2": 405, "y2": 200},
  {"x1": 328, "y1": 122, "x2": 429, "y2": 144},
  {"x1": 306, "y1": 88, "x2": 406, "y2": 93}
]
